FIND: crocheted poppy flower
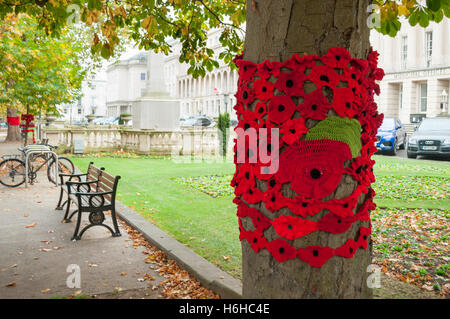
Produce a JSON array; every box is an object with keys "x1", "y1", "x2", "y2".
[
  {"x1": 253, "y1": 79, "x2": 275, "y2": 102},
  {"x1": 254, "y1": 102, "x2": 267, "y2": 119},
  {"x1": 334, "y1": 239, "x2": 359, "y2": 258},
  {"x1": 317, "y1": 213, "x2": 353, "y2": 234},
  {"x1": 272, "y1": 215, "x2": 318, "y2": 240},
  {"x1": 308, "y1": 65, "x2": 339, "y2": 89},
  {"x1": 265, "y1": 178, "x2": 282, "y2": 192},
  {"x1": 287, "y1": 197, "x2": 323, "y2": 218},
  {"x1": 233, "y1": 102, "x2": 245, "y2": 116},
  {"x1": 267, "y1": 238, "x2": 297, "y2": 262},
  {"x1": 236, "y1": 84, "x2": 255, "y2": 106},
  {"x1": 256, "y1": 60, "x2": 274, "y2": 80},
  {"x1": 242, "y1": 186, "x2": 265, "y2": 204},
  {"x1": 234, "y1": 163, "x2": 255, "y2": 188},
  {"x1": 253, "y1": 161, "x2": 277, "y2": 180},
  {"x1": 264, "y1": 189, "x2": 289, "y2": 212},
  {"x1": 249, "y1": 230, "x2": 268, "y2": 253},
  {"x1": 236, "y1": 59, "x2": 257, "y2": 81},
  {"x1": 322, "y1": 47, "x2": 352, "y2": 68},
  {"x1": 333, "y1": 88, "x2": 357, "y2": 119},
  {"x1": 357, "y1": 227, "x2": 371, "y2": 249},
  {"x1": 252, "y1": 209, "x2": 272, "y2": 232},
  {"x1": 300, "y1": 88, "x2": 331, "y2": 120},
  {"x1": 268, "y1": 95, "x2": 296, "y2": 124},
  {"x1": 276, "y1": 140, "x2": 353, "y2": 199},
  {"x1": 283, "y1": 53, "x2": 315, "y2": 73},
  {"x1": 297, "y1": 246, "x2": 335, "y2": 268},
  {"x1": 274, "y1": 71, "x2": 306, "y2": 96},
  {"x1": 280, "y1": 118, "x2": 308, "y2": 145}
]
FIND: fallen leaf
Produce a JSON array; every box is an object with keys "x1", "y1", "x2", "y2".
[
  {"x1": 41, "y1": 288, "x2": 51, "y2": 294},
  {"x1": 25, "y1": 222, "x2": 36, "y2": 228},
  {"x1": 10, "y1": 264, "x2": 18, "y2": 268},
  {"x1": 24, "y1": 214, "x2": 29, "y2": 217},
  {"x1": 121, "y1": 272, "x2": 127, "y2": 276},
  {"x1": 6, "y1": 281, "x2": 16, "y2": 287}
]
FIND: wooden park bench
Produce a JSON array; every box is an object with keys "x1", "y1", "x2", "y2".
[
  {"x1": 55, "y1": 162, "x2": 103, "y2": 212},
  {"x1": 56, "y1": 162, "x2": 122, "y2": 241}
]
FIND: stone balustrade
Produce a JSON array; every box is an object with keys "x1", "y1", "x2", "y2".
[{"x1": 43, "y1": 126, "x2": 235, "y2": 157}]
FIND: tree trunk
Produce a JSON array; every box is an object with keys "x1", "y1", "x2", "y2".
[
  {"x1": 4, "y1": 108, "x2": 22, "y2": 143},
  {"x1": 241, "y1": 0, "x2": 373, "y2": 298}
]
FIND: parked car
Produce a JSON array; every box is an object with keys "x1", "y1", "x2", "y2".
[
  {"x1": 406, "y1": 117, "x2": 450, "y2": 159},
  {"x1": 375, "y1": 117, "x2": 407, "y2": 155},
  {"x1": 181, "y1": 116, "x2": 215, "y2": 127}
]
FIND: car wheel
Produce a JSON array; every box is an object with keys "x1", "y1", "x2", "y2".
[
  {"x1": 399, "y1": 134, "x2": 406, "y2": 150},
  {"x1": 407, "y1": 151, "x2": 417, "y2": 159},
  {"x1": 388, "y1": 139, "x2": 398, "y2": 156}
]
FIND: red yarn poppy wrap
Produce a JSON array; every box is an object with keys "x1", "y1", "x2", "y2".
[
  {"x1": 232, "y1": 47, "x2": 384, "y2": 267},
  {"x1": 7, "y1": 117, "x2": 20, "y2": 125}
]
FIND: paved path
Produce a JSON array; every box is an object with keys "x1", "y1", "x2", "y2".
[{"x1": 0, "y1": 141, "x2": 165, "y2": 299}]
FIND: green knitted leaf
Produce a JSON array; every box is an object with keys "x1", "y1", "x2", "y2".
[{"x1": 305, "y1": 117, "x2": 362, "y2": 157}]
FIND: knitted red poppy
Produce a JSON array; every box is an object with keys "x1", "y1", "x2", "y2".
[
  {"x1": 233, "y1": 47, "x2": 384, "y2": 267},
  {"x1": 299, "y1": 88, "x2": 332, "y2": 120},
  {"x1": 276, "y1": 140, "x2": 352, "y2": 199},
  {"x1": 253, "y1": 79, "x2": 275, "y2": 102},
  {"x1": 280, "y1": 118, "x2": 308, "y2": 145},
  {"x1": 275, "y1": 71, "x2": 306, "y2": 97},
  {"x1": 268, "y1": 95, "x2": 296, "y2": 124}
]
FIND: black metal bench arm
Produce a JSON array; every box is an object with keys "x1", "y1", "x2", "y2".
[{"x1": 74, "y1": 190, "x2": 114, "y2": 208}]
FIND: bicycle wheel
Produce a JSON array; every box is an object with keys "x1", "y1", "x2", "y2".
[
  {"x1": 0, "y1": 159, "x2": 26, "y2": 187},
  {"x1": 47, "y1": 156, "x2": 75, "y2": 185}
]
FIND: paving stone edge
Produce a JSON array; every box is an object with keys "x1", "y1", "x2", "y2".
[{"x1": 115, "y1": 201, "x2": 243, "y2": 299}]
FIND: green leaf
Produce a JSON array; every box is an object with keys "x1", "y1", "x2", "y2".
[
  {"x1": 101, "y1": 45, "x2": 111, "y2": 59},
  {"x1": 419, "y1": 12, "x2": 430, "y2": 27},
  {"x1": 427, "y1": 0, "x2": 441, "y2": 12}
]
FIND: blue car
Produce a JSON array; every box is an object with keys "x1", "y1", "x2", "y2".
[{"x1": 375, "y1": 117, "x2": 407, "y2": 155}]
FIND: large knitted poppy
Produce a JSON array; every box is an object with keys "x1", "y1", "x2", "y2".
[{"x1": 276, "y1": 139, "x2": 353, "y2": 199}]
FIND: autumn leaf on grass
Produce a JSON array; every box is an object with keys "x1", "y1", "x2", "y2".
[
  {"x1": 5, "y1": 281, "x2": 16, "y2": 287},
  {"x1": 41, "y1": 288, "x2": 51, "y2": 294},
  {"x1": 223, "y1": 256, "x2": 230, "y2": 261},
  {"x1": 25, "y1": 222, "x2": 36, "y2": 228}
]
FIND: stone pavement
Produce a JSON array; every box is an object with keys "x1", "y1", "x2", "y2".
[{"x1": 0, "y1": 141, "x2": 165, "y2": 299}]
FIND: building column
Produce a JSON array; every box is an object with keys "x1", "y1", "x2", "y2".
[{"x1": 401, "y1": 80, "x2": 413, "y2": 124}]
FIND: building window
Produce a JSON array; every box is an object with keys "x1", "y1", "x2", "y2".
[
  {"x1": 398, "y1": 83, "x2": 403, "y2": 110},
  {"x1": 419, "y1": 82, "x2": 427, "y2": 113},
  {"x1": 425, "y1": 31, "x2": 432, "y2": 68},
  {"x1": 78, "y1": 108, "x2": 82, "y2": 114},
  {"x1": 140, "y1": 72, "x2": 146, "y2": 81},
  {"x1": 401, "y1": 36, "x2": 407, "y2": 70}
]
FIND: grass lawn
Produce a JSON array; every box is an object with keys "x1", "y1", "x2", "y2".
[{"x1": 71, "y1": 153, "x2": 449, "y2": 296}]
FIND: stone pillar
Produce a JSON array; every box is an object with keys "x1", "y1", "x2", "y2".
[
  {"x1": 401, "y1": 80, "x2": 413, "y2": 124},
  {"x1": 132, "y1": 52, "x2": 180, "y2": 131}
]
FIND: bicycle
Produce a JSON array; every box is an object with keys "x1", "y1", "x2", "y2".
[{"x1": 0, "y1": 143, "x2": 74, "y2": 187}]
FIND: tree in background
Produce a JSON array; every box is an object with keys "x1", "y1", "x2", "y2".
[
  {"x1": 217, "y1": 112, "x2": 230, "y2": 157},
  {"x1": 1, "y1": 0, "x2": 449, "y2": 298}
]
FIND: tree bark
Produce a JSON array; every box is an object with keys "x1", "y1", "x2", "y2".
[
  {"x1": 4, "y1": 108, "x2": 22, "y2": 143},
  {"x1": 241, "y1": 0, "x2": 373, "y2": 298}
]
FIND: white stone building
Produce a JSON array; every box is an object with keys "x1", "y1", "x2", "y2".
[
  {"x1": 371, "y1": 18, "x2": 450, "y2": 124},
  {"x1": 165, "y1": 29, "x2": 239, "y2": 120},
  {"x1": 61, "y1": 73, "x2": 107, "y2": 123},
  {"x1": 105, "y1": 52, "x2": 148, "y2": 117}
]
